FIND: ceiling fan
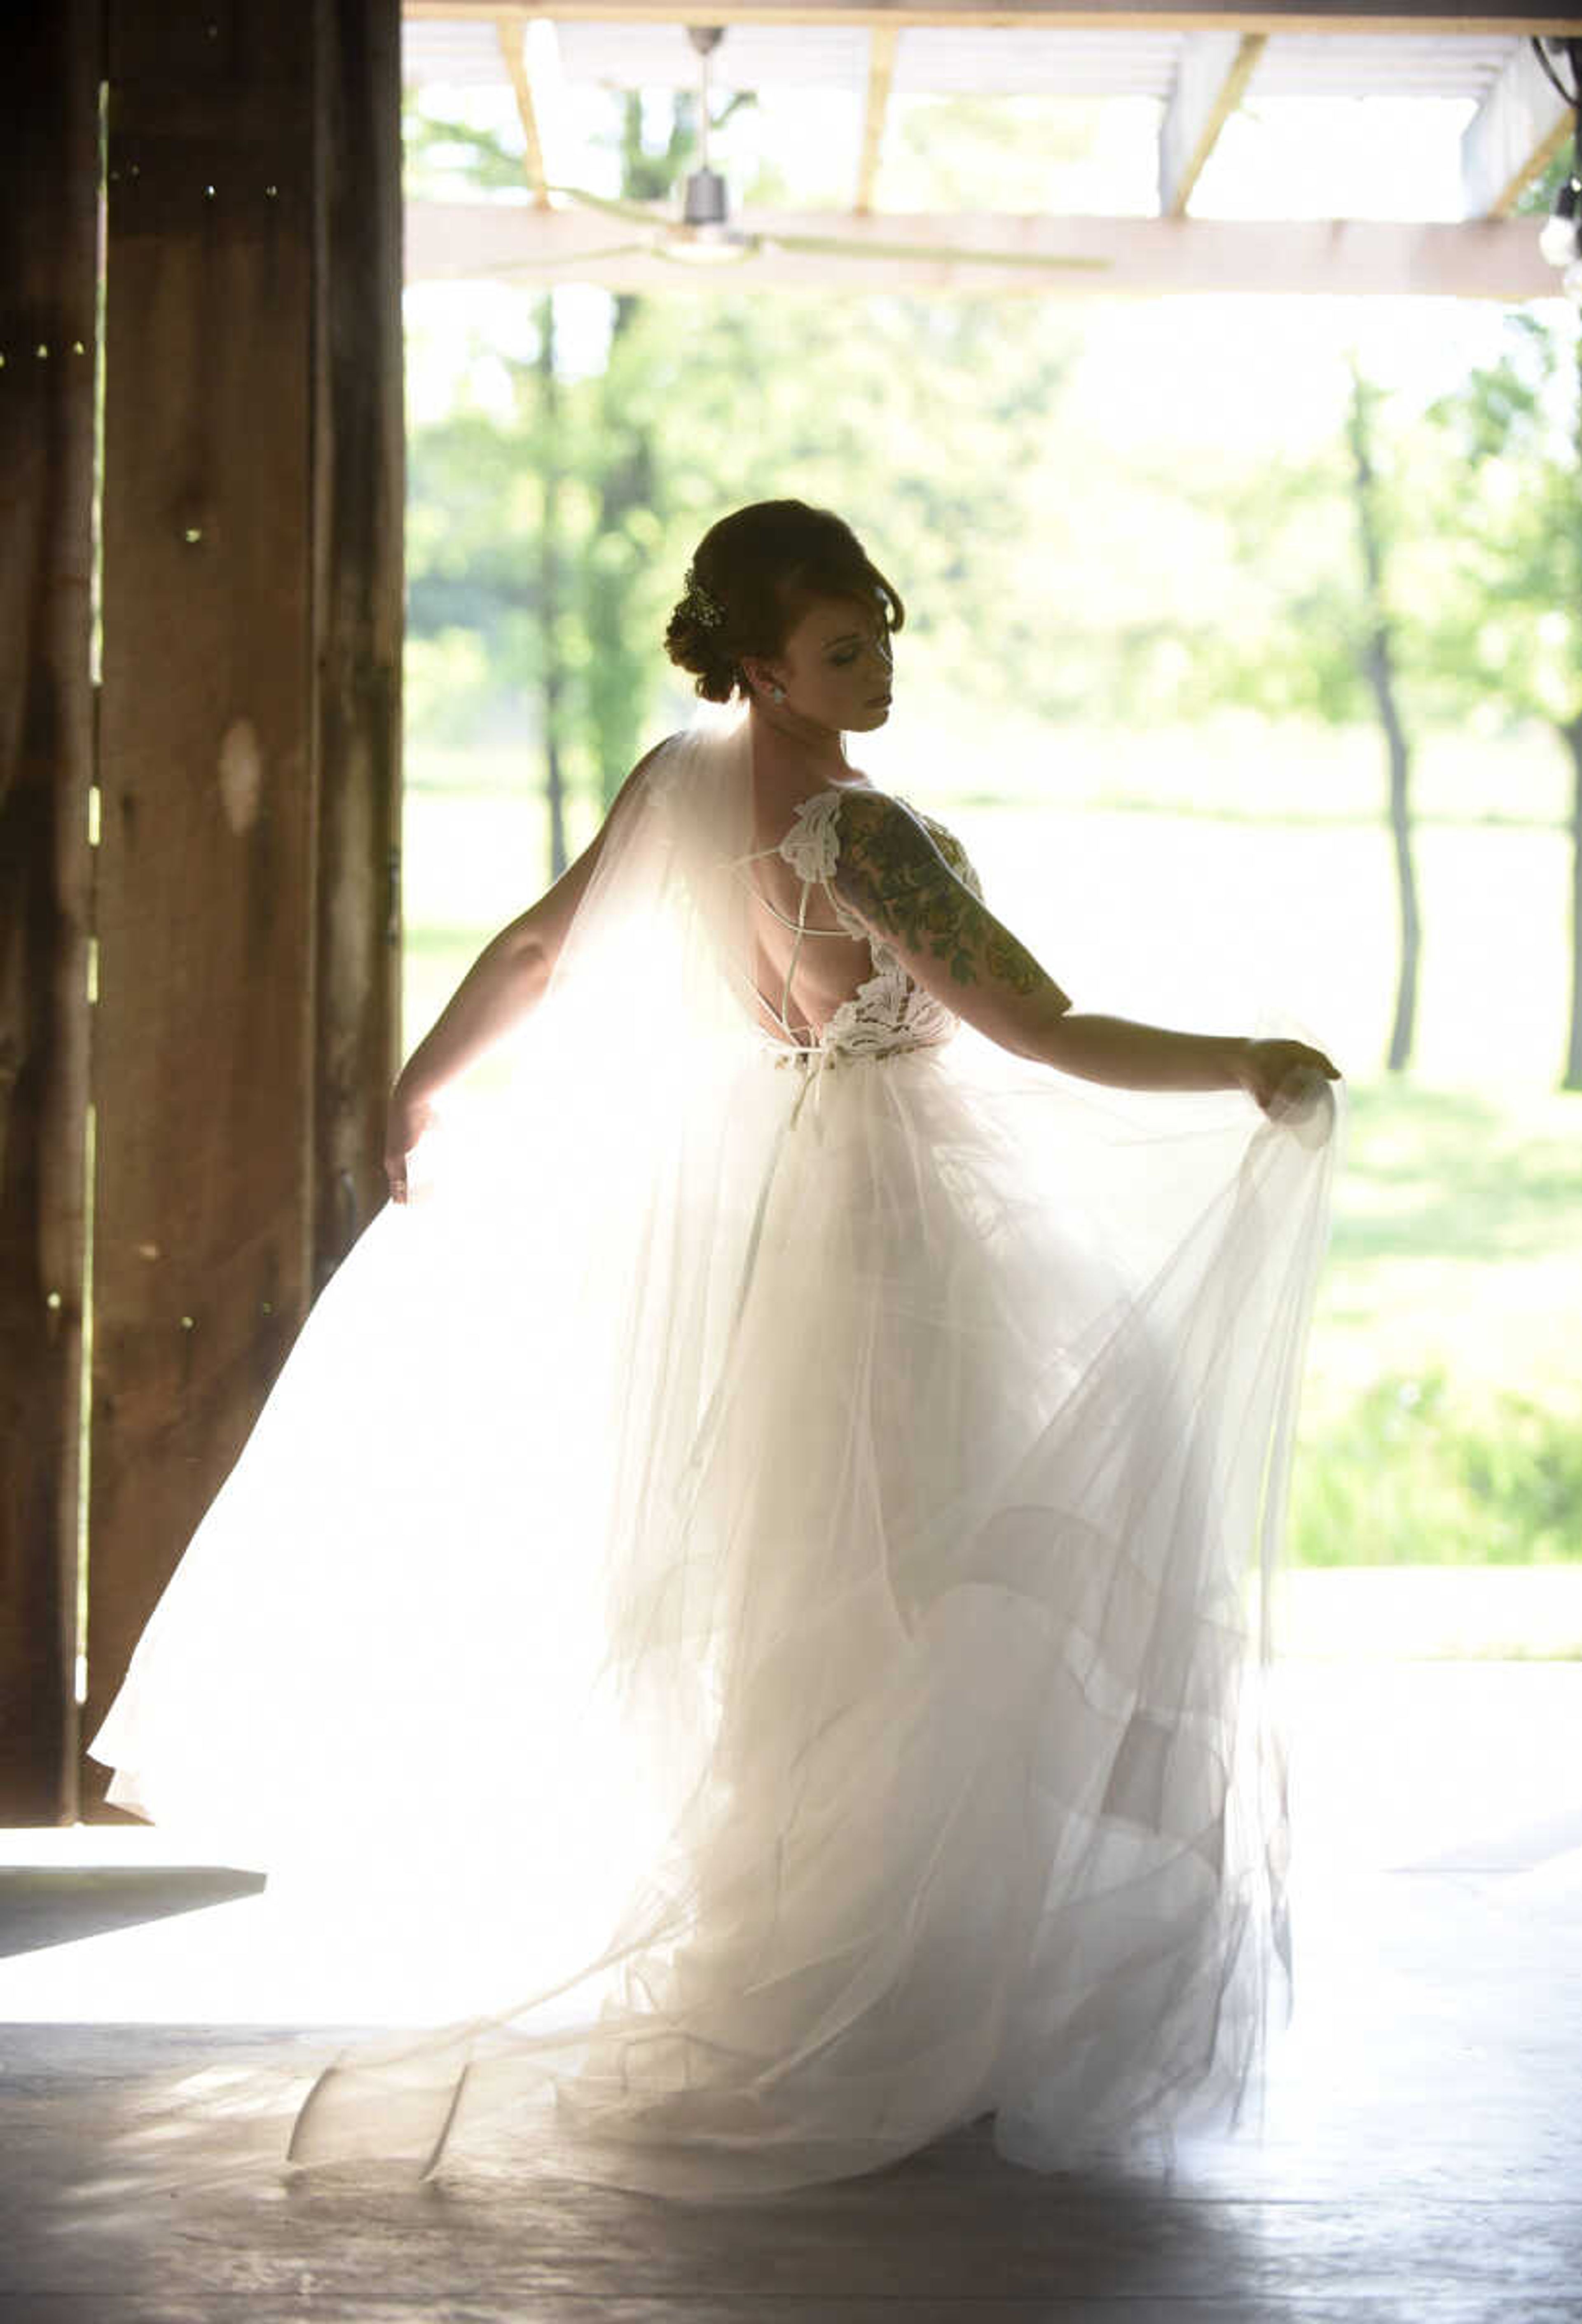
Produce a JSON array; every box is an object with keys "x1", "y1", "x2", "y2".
[{"x1": 515, "y1": 26, "x2": 1113, "y2": 279}]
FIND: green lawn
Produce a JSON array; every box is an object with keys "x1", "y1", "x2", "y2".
[{"x1": 402, "y1": 715, "x2": 1582, "y2": 1643}]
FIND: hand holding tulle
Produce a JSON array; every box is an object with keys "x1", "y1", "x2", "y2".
[
  {"x1": 384, "y1": 1079, "x2": 438, "y2": 1205},
  {"x1": 1231, "y1": 1037, "x2": 1341, "y2": 1116}
]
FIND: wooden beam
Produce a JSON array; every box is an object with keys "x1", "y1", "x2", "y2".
[
  {"x1": 855, "y1": 23, "x2": 899, "y2": 214},
  {"x1": 1462, "y1": 34, "x2": 1576, "y2": 214},
  {"x1": 0, "y1": 0, "x2": 100, "y2": 1824},
  {"x1": 496, "y1": 16, "x2": 552, "y2": 206},
  {"x1": 407, "y1": 197, "x2": 1559, "y2": 293},
  {"x1": 410, "y1": 6, "x2": 1582, "y2": 36},
  {"x1": 312, "y1": 0, "x2": 406, "y2": 1294},
  {"x1": 1159, "y1": 31, "x2": 1266, "y2": 215}
]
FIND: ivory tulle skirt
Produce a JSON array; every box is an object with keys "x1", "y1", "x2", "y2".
[{"x1": 88, "y1": 1023, "x2": 1339, "y2": 2199}]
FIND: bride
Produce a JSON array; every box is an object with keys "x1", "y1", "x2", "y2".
[{"x1": 88, "y1": 497, "x2": 1341, "y2": 2200}]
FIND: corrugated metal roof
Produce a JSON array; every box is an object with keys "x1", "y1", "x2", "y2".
[
  {"x1": 554, "y1": 21, "x2": 869, "y2": 90},
  {"x1": 893, "y1": 28, "x2": 1181, "y2": 97},
  {"x1": 1251, "y1": 34, "x2": 1515, "y2": 98},
  {"x1": 404, "y1": 20, "x2": 503, "y2": 85},
  {"x1": 399, "y1": 18, "x2": 1565, "y2": 232}
]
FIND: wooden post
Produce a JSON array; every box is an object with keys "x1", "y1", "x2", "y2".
[
  {"x1": 82, "y1": 0, "x2": 402, "y2": 1812},
  {"x1": 310, "y1": 0, "x2": 406, "y2": 1287},
  {"x1": 0, "y1": 4, "x2": 101, "y2": 1824}
]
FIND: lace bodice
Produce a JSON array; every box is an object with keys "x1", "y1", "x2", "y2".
[{"x1": 737, "y1": 785, "x2": 985, "y2": 1066}]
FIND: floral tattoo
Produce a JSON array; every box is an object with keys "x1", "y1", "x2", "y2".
[{"x1": 831, "y1": 794, "x2": 1051, "y2": 999}]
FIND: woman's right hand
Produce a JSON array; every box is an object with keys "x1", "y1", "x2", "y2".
[{"x1": 384, "y1": 1080, "x2": 438, "y2": 1206}]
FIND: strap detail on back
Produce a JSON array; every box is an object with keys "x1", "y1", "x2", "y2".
[{"x1": 726, "y1": 783, "x2": 980, "y2": 1085}]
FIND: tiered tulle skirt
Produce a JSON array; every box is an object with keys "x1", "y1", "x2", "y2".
[{"x1": 90, "y1": 1021, "x2": 1339, "y2": 2198}]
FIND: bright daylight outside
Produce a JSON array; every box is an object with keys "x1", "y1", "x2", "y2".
[{"x1": 400, "y1": 20, "x2": 1582, "y2": 1666}]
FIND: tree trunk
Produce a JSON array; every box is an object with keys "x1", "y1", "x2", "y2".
[
  {"x1": 1375, "y1": 646, "x2": 1420, "y2": 1074},
  {"x1": 1346, "y1": 364, "x2": 1420, "y2": 1075},
  {"x1": 538, "y1": 292, "x2": 568, "y2": 881},
  {"x1": 1563, "y1": 714, "x2": 1582, "y2": 1092}
]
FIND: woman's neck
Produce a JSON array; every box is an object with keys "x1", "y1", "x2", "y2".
[{"x1": 747, "y1": 698, "x2": 853, "y2": 784}]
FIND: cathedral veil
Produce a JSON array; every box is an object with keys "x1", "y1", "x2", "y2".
[{"x1": 84, "y1": 702, "x2": 1341, "y2": 2202}]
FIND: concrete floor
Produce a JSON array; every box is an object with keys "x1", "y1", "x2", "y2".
[{"x1": 2, "y1": 1660, "x2": 1580, "y2": 2323}]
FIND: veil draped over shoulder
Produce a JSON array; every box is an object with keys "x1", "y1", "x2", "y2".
[{"x1": 87, "y1": 705, "x2": 1341, "y2": 2200}]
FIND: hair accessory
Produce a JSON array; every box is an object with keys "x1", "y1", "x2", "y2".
[{"x1": 680, "y1": 566, "x2": 725, "y2": 630}]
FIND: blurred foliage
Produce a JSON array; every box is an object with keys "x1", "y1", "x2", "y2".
[
  {"x1": 1424, "y1": 310, "x2": 1582, "y2": 734},
  {"x1": 1292, "y1": 1370, "x2": 1582, "y2": 1567}
]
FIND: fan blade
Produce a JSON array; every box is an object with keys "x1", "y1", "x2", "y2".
[
  {"x1": 547, "y1": 183, "x2": 670, "y2": 227},
  {"x1": 476, "y1": 243, "x2": 655, "y2": 273},
  {"x1": 765, "y1": 231, "x2": 1110, "y2": 273},
  {"x1": 649, "y1": 235, "x2": 762, "y2": 267}
]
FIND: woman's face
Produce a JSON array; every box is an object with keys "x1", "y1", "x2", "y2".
[{"x1": 753, "y1": 595, "x2": 894, "y2": 734}]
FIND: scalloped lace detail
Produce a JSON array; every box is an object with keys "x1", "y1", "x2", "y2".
[{"x1": 776, "y1": 788, "x2": 984, "y2": 1063}]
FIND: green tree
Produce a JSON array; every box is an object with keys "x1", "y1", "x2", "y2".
[
  {"x1": 1345, "y1": 360, "x2": 1421, "y2": 1073},
  {"x1": 1426, "y1": 307, "x2": 1582, "y2": 1089},
  {"x1": 404, "y1": 88, "x2": 747, "y2": 820},
  {"x1": 404, "y1": 85, "x2": 1085, "y2": 849},
  {"x1": 1163, "y1": 362, "x2": 1428, "y2": 1071}
]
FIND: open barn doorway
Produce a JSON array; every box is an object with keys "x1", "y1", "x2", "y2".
[{"x1": 399, "y1": 10, "x2": 1582, "y2": 1668}]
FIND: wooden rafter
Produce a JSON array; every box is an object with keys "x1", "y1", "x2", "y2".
[
  {"x1": 1462, "y1": 34, "x2": 1577, "y2": 213},
  {"x1": 1158, "y1": 30, "x2": 1266, "y2": 213},
  {"x1": 407, "y1": 199, "x2": 1557, "y2": 295},
  {"x1": 496, "y1": 15, "x2": 552, "y2": 205},
  {"x1": 855, "y1": 22, "x2": 899, "y2": 213}
]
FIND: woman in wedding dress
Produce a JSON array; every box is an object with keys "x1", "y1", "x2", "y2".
[{"x1": 88, "y1": 498, "x2": 1341, "y2": 2201}]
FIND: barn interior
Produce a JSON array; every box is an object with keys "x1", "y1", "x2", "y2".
[{"x1": 3, "y1": 4, "x2": 1581, "y2": 2317}]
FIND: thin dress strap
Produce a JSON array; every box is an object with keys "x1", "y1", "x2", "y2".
[{"x1": 728, "y1": 791, "x2": 864, "y2": 1049}]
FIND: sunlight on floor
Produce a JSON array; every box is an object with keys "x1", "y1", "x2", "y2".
[{"x1": 4, "y1": 1666, "x2": 1578, "y2": 2033}]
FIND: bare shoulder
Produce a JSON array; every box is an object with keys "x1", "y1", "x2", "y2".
[{"x1": 618, "y1": 731, "x2": 679, "y2": 806}]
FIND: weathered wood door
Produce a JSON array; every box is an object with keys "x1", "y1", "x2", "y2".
[{"x1": 0, "y1": 0, "x2": 403, "y2": 1824}]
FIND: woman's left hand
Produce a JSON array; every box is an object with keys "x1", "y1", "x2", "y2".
[
  {"x1": 1231, "y1": 1037, "x2": 1341, "y2": 1115},
  {"x1": 384, "y1": 1080, "x2": 438, "y2": 1205}
]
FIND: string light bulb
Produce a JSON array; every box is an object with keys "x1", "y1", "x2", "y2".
[
  {"x1": 1530, "y1": 38, "x2": 1582, "y2": 303},
  {"x1": 1539, "y1": 177, "x2": 1580, "y2": 270}
]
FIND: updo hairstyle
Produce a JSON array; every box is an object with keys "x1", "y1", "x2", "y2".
[{"x1": 665, "y1": 499, "x2": 904, "y2": 704}]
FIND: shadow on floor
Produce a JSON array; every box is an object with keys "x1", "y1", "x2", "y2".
[{"x1": 0, "y1": 1867, "x2": 267, "y2": 1958}]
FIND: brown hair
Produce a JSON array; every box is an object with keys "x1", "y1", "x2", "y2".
[{"x1": 665, "y1": 500, "x2": 904, "y2": 704}]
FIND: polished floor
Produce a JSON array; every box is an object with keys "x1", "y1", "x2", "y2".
[{"x1": 2, "y1": 1660, "x2": 1579, "y2": 2324}]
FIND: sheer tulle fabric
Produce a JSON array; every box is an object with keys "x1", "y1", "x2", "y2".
[{"x1": 87, "y1": 708, "x2": 1340, "y2": 2199}]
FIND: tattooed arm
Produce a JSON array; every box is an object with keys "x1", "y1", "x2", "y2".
[
  {"x1": 831, "y1": 790, "x2": 1073, "y2": 1061},
  {"x1": 831, "y1": 793, "x2": 1339, "y2": 1104}
]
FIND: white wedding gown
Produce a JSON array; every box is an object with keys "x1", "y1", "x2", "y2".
[{"x1": 87, "y1": 710, "x2": 1340, "y2": 2200}]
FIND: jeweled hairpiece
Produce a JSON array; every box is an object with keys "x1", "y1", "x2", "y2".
[{"x1": 680, "y1": 566, "x2": 725, "y2": 629}]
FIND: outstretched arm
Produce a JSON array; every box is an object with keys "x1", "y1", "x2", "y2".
[
  {"x1": 385, "y1": 738, "x2": 669, "y2": 1200},
  {"x1": 831, "y1": 792, "x2": 1338, "y2": 1108}
]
